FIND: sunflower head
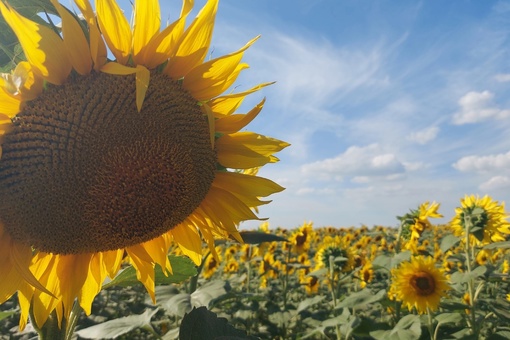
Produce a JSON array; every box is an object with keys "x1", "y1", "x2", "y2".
[
  {"x1": 0, "y1": 0, "x2": 288, "y2": 330},
  {"x1": 451, "y1": 195, "x2": 510, "y2": 245},
  {"x1": 315, "y1": 236, "x2": 355, "y2": 273},
  {"x1": 390, "y1": 256, "x2": 450, "y2": 314}
]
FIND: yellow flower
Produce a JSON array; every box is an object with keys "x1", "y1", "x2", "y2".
[
  {"x1": 451, "y1": 195, "x2": 510, "y2": 246},
  {"x1": 0, "y1": 0, "x2": 288, "y2": 330},
  {"x1": 288, "y1": 221, "x2": 315, "y2": 254},
  {"x1": 359, "y1": 261, "x2": 374, "y2": 288},
  {"x1": 390, "y1": 256, "x2": 451, "y2": 314},
  {"x1": 314, "y1": 236, "x2": 355, "y2": 273}
]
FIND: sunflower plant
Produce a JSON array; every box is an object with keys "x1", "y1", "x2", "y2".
[{"x1": 0, "y1": 0, "x2": 288, "y2": 338}]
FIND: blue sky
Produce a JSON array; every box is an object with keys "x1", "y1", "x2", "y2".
[{"x1": 158, "y1": 1, "x2": 510, "y2": 229}]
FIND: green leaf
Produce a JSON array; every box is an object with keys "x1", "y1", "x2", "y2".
[
  {"x1": 435, "y1": 312, "x2": 463, "y2": 324},
  {"x1": 161, "y1": 280, "x2": 229, "y2": 317},
  {"x1": 75, "y1": 308, "x2": 159, "y2": 339},
  {"x1": 449, "y1": 266, "x2": 486, "y2": 284},
  {"x1": 483, "y1": 241, "x2": 510, "y2": 250},
  {"x1": 102, "y1": 255, "x2": 197, "y2": 289},
  {"x1": 297, "y1": 295, "x2": 326, "y2": 313},
  {"x1": 336, "y1": 289, "x2": 386, "y2": 309},
  {"x1": 0, "y1": 310, "x2": 17, "y2": 322},
  {"x1": 179, "y1": 306, "x2": 257, "y2": 340},
  {"x1": 371, "y1": 314, "x2": 421, "y2": 340},
  {"x1": 238, "y1": 231, "x2": 288, "y2": 244},
  {"x1": 440, "y1": 234, "x2": 460, "y2": 253}
]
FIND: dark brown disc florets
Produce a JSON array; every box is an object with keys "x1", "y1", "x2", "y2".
[{"x1": 0, "y1": 71, "x2": 216, "y2": 254}]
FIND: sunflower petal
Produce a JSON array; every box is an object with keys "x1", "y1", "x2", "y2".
[
  {"x1": 96, "y1": 0, "x2": 132, "y2": 65},
  {"x1": 170, "y1": 224, "x2": 203, "y2": 266},
  {"x1": 126, "y1": 246, "x2": 156, "y2": 302},
  {"x1": 183, "y1": 36, "x2": 259, "y2": 101},
  {"x1": 74, "y1": 0, "x2": 107, "y2": 70},
  {"x1": 78, "y1": 253, "x2": 105, "y2": 315},
  {"x1": 208, "y1": 82, "x2": 274, "y2": 117},
  {"x1": 138, "y1": 234, "x2": 173, "y2": 276},
  {"x1": 51, "y1": 0, "x2": 92, "y2": 75},
  {"x1": 165, "y1": 0, "x2": 219, "y2": 78},
  {"x1": 133, "y1": 0, "x2": 161, "y2": 63},
  {"x1": 215, "y1": 98, "x2": 264, "y2": 133},
  {"x1": 216, "y1": 132, "x2": 290, "y2": 168},
  {"x1": 0, "y1": 85, "x2": 22, "y2": 117},
  {"x1": 0, "y1": 2, "x2": 71, "y2": 84}
]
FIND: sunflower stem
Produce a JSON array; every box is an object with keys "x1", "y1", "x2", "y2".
[
  {"x1": 65, "y1": 301, "x2": 83, "y2": 340},
  {"x1": 463, "y1": 214, "x2": 478, "y2": 337},
  {"x1": 34, "y1": 309, "x2": 67, "y2": 340},
  {"x1": 427, "y1": 308, "x2": 435, "y2": 340}
]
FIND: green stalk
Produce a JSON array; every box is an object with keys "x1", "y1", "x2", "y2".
[{"x1": 463, "y1": 214, "x2": 478, "y2": 337}]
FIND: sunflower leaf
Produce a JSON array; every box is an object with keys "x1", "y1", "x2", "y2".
[
  {"x1": 0, "y1": 310, "x2": 17, "y2": 322},
  {"x1": 483, "y1": 241, "x2": 510, "y2": 250},
  {"x1": 440, "y1": 234, "x2": 460, "y2": 253},
  {"x1": 297, "y1": 295, "x2": 326, "y2": 313},
  {"x1": 103, "y1": 255, "x2": 197, "y2": 289},
  {"x1": 336, "y1": 289, "x2": 386, "y2": 309},
  {"x1": 179, "y1": 306, "x2": 257, "y2": 340},
  {"x1": 238, "y1": 231, "x2": 288, "y2": 244},
  {"x1": 74, "y1": 308, "x2": 159, "y2": 339}
]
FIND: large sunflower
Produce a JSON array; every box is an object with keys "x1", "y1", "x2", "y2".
[
  {"x1": 390, "y1": 256, "x2": 450, "y2": 314},
  {"x1": 451, "y1": 195, "x2": 510, "y2": 246},
  {"x1": 0, "y1": 0, "x2": 288, "y2": 330}
]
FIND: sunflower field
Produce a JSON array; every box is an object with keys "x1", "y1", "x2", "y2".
[{"x1": 2, "y1": 196, "x2": 510, "y2": 339}]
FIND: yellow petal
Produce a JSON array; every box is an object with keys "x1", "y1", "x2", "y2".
[
  {"x1": 96, "y1": 0, "x2": 132, "y2": 65},
  {"x1": 78, "y1": 253, "x2": 105, "y2": 315},
  {"x1": 139, "y1": 0, "x2": 194, "y2": 68},
  {"x1": 165, "y1": 0, "x2": 218, "y2": 79},
  {"x1": 0, "y1": 85, "x2": 22, "y2": 117},
  {"x1": 139, "y1": 234, "x2": 173, "y2": 276},
  {"x1": 103, "y1": 250, "x2": 124, "y2": 279},
  {"x1": 74, "y1": 0, "x2": 107, "y2": 70},
  {"x1": 208, "y1": 82, "x2": 274, "y2": 117},
  {"x1": 216, "y1": 132, "x2": 290, "y2": 168},
  {"x1": 212, "y1": 171, "x2": 284, "y2": 207},
  {"x1": 183, "y1": 36, "x2": 258, "y2": 101},
  {"x1": 215, "y1": 98, "x2": 264, "y2": 133},
  {"x1": 0, "y1": 2, "x2": 71, "y2": 84},
  {"x1": 126, "y1": 246, "x2": 156, "y2": 302},
  {"x1": 12, "y1": 61, "x2": 43, "y2": 101},
  {"x1": 56, "y1": 253, "x2": 93, "y2": 316},
  {"x1": 170, "y1": 224, "x2": 203, "y2": 266},
  {"x1": 133, "y1": 0, "x2": 160, "y2": 63},
  {"x1": 51, "y1": 0, "x2": 92, "y2": 75}
]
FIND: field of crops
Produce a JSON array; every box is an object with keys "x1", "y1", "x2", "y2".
[{"x1": 1, "y1": 198, "x2": 510, "y2": 339}]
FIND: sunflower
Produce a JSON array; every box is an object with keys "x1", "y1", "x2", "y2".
[
  {"x1": 451, "y1": 195, "x2": 510, "y2": 246},
  {"x1": 314, "y1": 236, "x2": 355, "y2": 274},
  {"x1": 390, "y1": 256, "x2": 450, "y2": 314},
  {"x1": 358, "y1": 261, "x2": 374, "y2": 288},
  {"x1": 0, "y1": 0, "x2": 288, "y2": 330}
]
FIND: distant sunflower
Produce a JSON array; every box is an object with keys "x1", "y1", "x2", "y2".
[
  {"x1": 390, "y1": 256, "x2": 450, "y2": 314},
  {"x1": 0, "y1": 0, "x2": 287, "y2": 329},
  {"x1": 315, "y1": 236, "x2": 355, "y2": 273},
  {"x1": 451, "y1": 195, "x2": 510, "y2": 246}
]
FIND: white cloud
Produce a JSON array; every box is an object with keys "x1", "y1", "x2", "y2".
[
  {"x1": 301, "y1": 144, "x2": 405, "y2": 181},
  {"x1": 494, "y1": 73, "x2": 510, "y2": 82},
  {"x1": 453, "y1": 150, "x2": 510, "y2": 172},
  {"x1": 452, "y1": 91, "x2": 510, "y2": 124},
  {"x1": 479, "y1": 176, "x2": 510, "y2": 191},
  {"x1": 407, "y1": 126, "x2": 439, "y2": 144}
]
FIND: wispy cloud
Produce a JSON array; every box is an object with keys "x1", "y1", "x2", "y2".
[{"x1": 407, "y1": 126, "x2": 440, "y2": 144}]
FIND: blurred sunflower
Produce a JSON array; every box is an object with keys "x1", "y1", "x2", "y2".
[
  {"x1": 314, "y1": 236, "x2": 355, "y2": 273},
  {"x1": 451, "y1": 195, "x2": 510, "y2": 246},
  {"x1": 401, "y1": 202, "x2": 442, "y2": 253},
  {"x1": 287, "y1": 221, "x2": 315, "y2": 254},
  {"x1": 0, "y1": 0, "x2": 287, "y2": 330},
  {"x1": 358, "y1": 261, "x2": 374, "y2": 288},
  {"x1": 390, "y1": 256, "x2": 450, "y2": 314}
]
